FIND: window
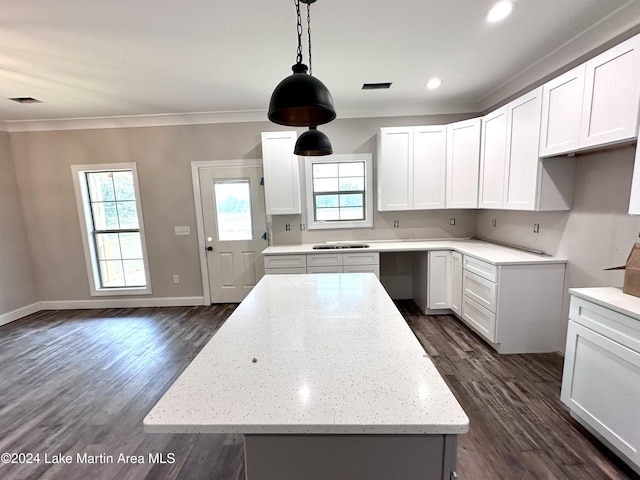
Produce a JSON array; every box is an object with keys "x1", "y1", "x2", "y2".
[
  {"x1": 214, "y1": 180, "x2": 253, "y2": 241},
  {"x1": 71, "y1": 163, "x2": 152, "y2": 296},
  {"x1": 305, "y1": 153, "x2": 373, "y2": 229}
]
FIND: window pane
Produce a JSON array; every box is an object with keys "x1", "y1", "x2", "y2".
[
  {"x1": 316, "y1": 208, "x2": 340, "y2": 221},
  {"x1": 112, "y1": 171, "x2": 135, "y2": 200},
  {"x1": 339, "y1": 194, "x2": 363, "y2": 207},
  {"x1": 316, "y1": 194, "x2": 339, "y2": 208},
  {"x1": 87, "y1": 172, "x2": 115, "y2": 202},
  {"x1": 215, "y1": 181, "x2": 253, "y2": 241},
  {"x1": 119, "y1": 233, "x2": 143, "y2": 259},
  {"x1": 91, "y1": 202, "x2": 119, "y2": 230},
  {"x1": 123, "y1": 260, "x2": 146, "y2": 286},
  {"x1": 116, "y1": 201, "x2": 139, "y2": 229},
  {"x1": 339, "y1": 178, "x2": 364, "y2": 191},
  {"x1": 313, "y1": 163, "x2": 338, "y2": 178},
  {"x1": 339, "y1": 162, "x2": 364, "y2": 177},
  {"x1": 313, "y1": 178, "x2": 339, "y2": 192},
  {"x1": 95, "y1": 233, "x2": 121, "y2": 260},
  {"x1": 99, "y1": 260, "x2": 125, "y2": 288},
  {"x1": 340, "y1": 207, "x2": 364, "y2": 220}
]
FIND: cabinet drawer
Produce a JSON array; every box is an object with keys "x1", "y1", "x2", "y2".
[
  {"x1": 264, "y1": 255, "x2": 307, "y2": 269},
  {"x1": 462, "y1": 295, "x2": 497, "y2": 343},
  {"x1": 342, "y1": 251, "x2": 379, "y2": 266},
  {"x1": 463, "y1": 270, "x2": 497, "y2": 313},
  {"x1": 463, "y1": 255, "x2": 498, "y2": 282},
  {"x1": 265, "y1": 267, "x2": 307, "y2": 275},
  {"x1": 343, "y1": 264, "x2": 380, "y2": 278},
  {"x1": 307, "y1": 266, "x2": 343, "y2": 274},
  {"x1": 307, "y1": 253, "x2": 343, "y2": 267}
]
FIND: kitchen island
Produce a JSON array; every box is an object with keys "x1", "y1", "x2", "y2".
[{"x1": 144, "y1": 273, "x2": 469, "y2": 480}]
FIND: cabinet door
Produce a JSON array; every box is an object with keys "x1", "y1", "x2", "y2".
[
  {"x1": 539, "y1": 65, "x2": 585, "y2": 157},
  {"x1": 377, "y1": 127, "x2": 413, "y2": 211},
  {"x1": 414, "y1": 126, "x2": 447, "y2": 209},
  {"x1": 478, "y1": 107, "x2": 508, "y2": 209},
  {"x1": 562, "y1": 320, "x2": 640, "y2": 466},
  {"x1": 446, "y1": 118, "x2": 481, "y2": 208},
  {"x1": 450, "y1": 252, "x2": 462, "y2": 316},
  {"x1": 504, "y1": 87, "x2": 543, "y2": 211},
  {"x1": 629, "y1": 122, "x2": 640, "y2": 214},
  {"x1": 428, "y1": 251, "x2": 451, "y2": 309},
  {"x1": 580, "y1": 34, "x2": 640, "y2": 149},
  {"x1": 261, "y1": 131, "x2": 301, "y2": 215}
]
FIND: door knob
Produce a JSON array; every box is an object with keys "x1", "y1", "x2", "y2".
[{"x1": 206, "y1": 246, "x2": 214, "y2": 251}]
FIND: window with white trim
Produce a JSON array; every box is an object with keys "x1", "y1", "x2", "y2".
[
  {"x1": 304, "y1": 153, "x2": 373, "y2": 229},
  {"x1": 71, "y1": 163, "x2": 152, "y2": 296}
]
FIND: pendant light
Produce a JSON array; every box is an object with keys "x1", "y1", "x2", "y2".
[
  {"x1": 268, "y1": 0, "x2": 336, "y2": 128},
  {"x1": 294, "y1": 126, "x2": 333, "y2": 156}
]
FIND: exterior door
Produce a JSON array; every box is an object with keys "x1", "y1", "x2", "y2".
[{"x1": 199, "y1": 165, "x2": 267, "y2": 303}]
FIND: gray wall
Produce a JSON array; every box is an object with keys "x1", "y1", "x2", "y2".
[
  {"x1": 0, "y1": 130, "x2": 37, "y2": 318},
  {"x1": 476, "y1": 144, "x2": 640, "y2": 349}
]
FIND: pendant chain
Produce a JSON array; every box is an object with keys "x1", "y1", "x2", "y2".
[
  {"x1": 307, "y1": 2, "x2": 312, "y2": 75},
  {"x1": 295, "y1": 0, "x2": 303, "y2": 65}
]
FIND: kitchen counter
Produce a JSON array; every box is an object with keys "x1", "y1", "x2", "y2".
[
  {"x1": 569, "y1": 287, "x2": 640, "y2": 321},
  {"x1": 144, "y1": 273, "x2": 468, "y2": 435},
  {"x1": 262, "y1": 238, "x2": 567, "y2": 265},
  {"x1": 144, "y1": 273, "x2": 468, "y2": 479}
]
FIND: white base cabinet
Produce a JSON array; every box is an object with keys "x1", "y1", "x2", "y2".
[
  {"x1": 427, "y1": 251, "x2": 451, "y2": 310},
  {"x1": 265, "y1": 252, "x2": 380, "y2": 278},
  {"x1": 561, "y1": 291, "x2": 640, "y2": 475}
]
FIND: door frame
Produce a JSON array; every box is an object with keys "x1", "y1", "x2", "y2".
[{"x1": 191, "y1": 159, "x2": 263, "y2": 305}]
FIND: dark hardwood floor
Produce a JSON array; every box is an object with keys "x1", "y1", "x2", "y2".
[{"x1": 0, "y1": 301, "x2": 637, "y2": 480}]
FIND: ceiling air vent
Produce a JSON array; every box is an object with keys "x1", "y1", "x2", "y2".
[
  {"x1": 9, "y1": 97, "x2": 42, "y2": 104},
  {"x1": 362, "y1": 82, "x2": 392, "y2": 90}
]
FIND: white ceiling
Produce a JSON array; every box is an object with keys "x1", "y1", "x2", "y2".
[{"x1": 1, "y1": 0, "x2": 640, "y2": 127}]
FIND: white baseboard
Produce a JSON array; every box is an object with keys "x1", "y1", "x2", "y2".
[
  {"x1": 40, "y1": 296, "x2": 206, "y2": 310},
  {"x1": 0, "y1": 303, "x2": 41, "y2": 327},
  {"x1": 0, "y1": 297, "x2": 207, "y2": 326}
]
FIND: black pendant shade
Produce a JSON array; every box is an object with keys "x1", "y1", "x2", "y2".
[
  {"x1": 294, "y1": 126, "x2": 333, "y2": 156},
  {"x1": 268, "y1": 63, "x2": 336, "y2": 127}
]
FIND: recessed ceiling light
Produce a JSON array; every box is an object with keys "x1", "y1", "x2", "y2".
[
  {"x1": 487, "y1": 1, "x2": 514, "y2": 22},
  {"x1": 426, "y1": 78, "x2": 442, "y2": 90}
]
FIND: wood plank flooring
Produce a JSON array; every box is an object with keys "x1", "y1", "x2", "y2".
[{"x1": 0, "y1": 301, "x2": 637, "y2": 480}]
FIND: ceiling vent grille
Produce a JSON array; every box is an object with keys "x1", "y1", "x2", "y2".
[
  {"x1": 362, "y1": 82, "x2": 392, "y2": 90},
  {"x1": 9, "y1": 97, "x2": 42, "y2": 104}
]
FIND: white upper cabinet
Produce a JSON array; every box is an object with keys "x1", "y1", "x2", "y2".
[
  {"x1": 446, "y1": 118, "x2": 481, "y2": 208},
  {"x1": 478, "y1": 106, "x2": 508, "y2": 209},
  {"x1": 377, "y1": 126, "x2": 446, "y2": 211},
  {"x1": 261, "y1": 131, "x2": 302, "y2": 215},
  {"x1": 540, "y1": 33, "x2": 640, "y2": 157},
  {"x1": 580, "y1": 34, "x2": 640, "y2": 149},
  {"x1": 504, "y1": 87, "x2": 544, "y2": 210},
  {"x1": 539, "y1": 65, "x2": 586, "y2": 157}
]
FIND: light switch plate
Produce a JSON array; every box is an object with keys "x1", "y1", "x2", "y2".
[{"x1": 175, "y1": 226, "x2": 190, "y2": 236}]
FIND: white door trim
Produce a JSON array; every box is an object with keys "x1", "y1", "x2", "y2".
[{"x1": 191, "y1": 159, "x2": 263, "y2": 305}]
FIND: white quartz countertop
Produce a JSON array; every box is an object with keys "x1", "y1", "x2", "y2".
[
  {"x1": 570, "y1": 287, "x2": 640, "y2": 321},
  {"x1": 144, "y1": 273, "x2": 469, "y2": 435},
  {"x1": 262, "y1": 238, "x2": 566, "y2": 265}
]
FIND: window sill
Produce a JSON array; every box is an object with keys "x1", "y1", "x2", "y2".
[{"x1": 90, "y1": 286, "x2": 153, "y2": 297}]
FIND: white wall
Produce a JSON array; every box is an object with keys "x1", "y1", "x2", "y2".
[{"x1": 476, "y1": 144, "x2": 640, "y2": 351}]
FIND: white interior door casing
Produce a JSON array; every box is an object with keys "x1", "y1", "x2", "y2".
[{"x1": 199, "y1": 165, "x2": 267, "y2": 303}]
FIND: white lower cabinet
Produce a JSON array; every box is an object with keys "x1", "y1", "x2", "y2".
[
  {"x1": 561, "y1": 292, "x2": 640, "y2": 474},
  {"x1": 450, "y1": 252, "x2": 462, "y2": 316},
  {"x1": 264, "y1": 252, "x2": 379, "y2": 278},
  {"x1": 427, "y1": 251, "x2": 451, "y2": 310},
  {"x1": 455, "y1": 256, "x2": 565, "y2": 353}
]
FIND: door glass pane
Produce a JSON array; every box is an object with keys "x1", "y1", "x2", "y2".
[{"x1": 214, "y1": 180, "x2": 253, "y2": 241}]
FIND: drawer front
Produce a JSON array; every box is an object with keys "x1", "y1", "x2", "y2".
[
  {"x1": 307, "y1": 266, "x2": 343, "y2": 274},
  {"x1": 462, "y1": 295, "x2": 497, "y2": 342},
  {"x1": 342, "y1": 251, "x2": 380, "y2": 266},
  {"x1": 463, "y1": 270, "x2": 497, "y2": 313},
  {"x1": 307, "y1": 253, "x2": 343, "y2": 267},
  {"x1": 570, "y1": 296, "x2": 640, "y2": 351},
  {"x1": 343, "y1": 264, "x2": 380, "y2": 278},
  {"x1": 264, "y1": 255, "x2": 307, "y2": 269},
  {"x1": 265, "y1": 267, "x2": 307, "y2": 275},
  {"x1": 463, "y1": 255, "x2": 498, "y2": 282}
]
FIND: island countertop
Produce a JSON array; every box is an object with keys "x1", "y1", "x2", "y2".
[
  {"x1": 262, "y1": 238, "x2": 566, "y2": 265},
  {"x1": 144, "y1": 273, "x2": 469, "y2": 435}
]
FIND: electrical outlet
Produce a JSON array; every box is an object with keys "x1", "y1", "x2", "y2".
[
  {"x1": 450, "y1": 218, "x2": 456, "y2": 226},
  {"x1": 533, "y1": 223, "x2": 540, "y2": 234},
  {"x1": 492, "y1": 219, "x2": 497, "y2": 227},
  {"x1": 393, "y1": 220, "x2": 400, "y2": 228},
  {"x1": 285, "y1": 224, "x2": 291, "y2": 231},
  {"x1": 172, "y1": 275, "x2": 180, "y2": 284}
]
